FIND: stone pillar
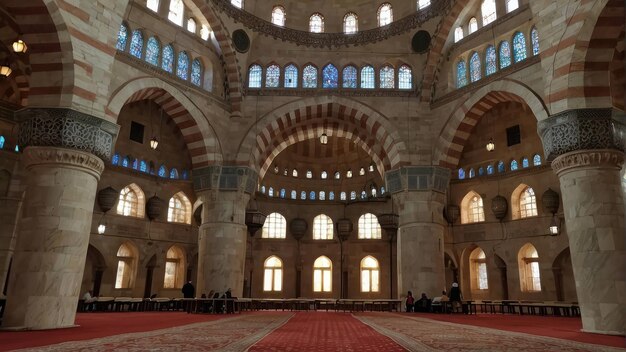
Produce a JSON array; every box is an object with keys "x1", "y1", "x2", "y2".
[
  {"x1": 0, "y1": 197, "x2": 21, "y2": 297},
  {"x1": 2, "y1": 108, "x2": 118, "y2": 330},
  {"x1": 386, "y1": 166, "x2": 450, "y2": 299},
  {"x1": 539, "y1": 108, "x2": 625, "y2": 336},
  {"x1": 193, "y1": 166, "x2": 257, "y2": 298}
]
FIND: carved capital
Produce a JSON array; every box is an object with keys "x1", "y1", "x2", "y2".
[
  {"x1": 23, "y1": 146, "x2": 105, "y2": 179},
  {"x1": 193, "y1": 165, "x2": 258, "y2": 194},
  {"x1": 552, "y1": 149, "x2": 625, "y2": 175},
  {"x1": 385, "y1": 166, "x2": 450, "y2": 194}
]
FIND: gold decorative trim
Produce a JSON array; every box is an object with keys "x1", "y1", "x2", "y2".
[
  {"x1": 552, "y1": 149, "x2": 625, "y2": 175},
  {"x1": 23, "y1": 147, "x2": 105, "y2": 179}
]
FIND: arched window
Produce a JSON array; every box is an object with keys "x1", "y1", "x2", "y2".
[
  {"x1": 487, "y1": 164, "x2": 494, "y2": 175},
  {"x1": 518, "y1": 243, "x2": 541, "y2": 292},
  {"x1": 485, "y1": 45, "x2": 497, "y2": 76},
  {"x1": 481, "y1": 0, "x2": 497, "y2": 25},
  {"x1": 303, "y1": 65, "x2": 318, "y2": 88},
  {"x1": 262, "y1": 212, "x2": 287, "y2": 239},
  {"x1": 265, "y1": 64, "x2": 280, "y2": 88},
  {"x1": 200, "y1": 24, "x2": 211, "y2": 40},
  {"x1": 115, "y1": 243, "x2": 137, "y2": 289},
  {"x1": 309, "y1": 191, "x2": 316, "y2": 200},
  {"x1": 176, "y1": 51, "x2": 190, "y2": 80},
  {"x1": 461, "y1": 191, "x2": 485, "y2": 224},
  {"x1": 533, "y1": 154, "x2": 542, "y2": 166},
  {"x1": 321, "y1": 171, "x2": 328, "y2": 179},
  {"x1": 284, "y1": 64, "x2": 298, "y2": 88},
  {"x1": 398, "y1": 65, "x2": 412, "y2": 89},
  {"x1": 358, "y1": 213, "x2": 381, "y2": 239},
  {"x1": 469, "y1": 52, "x2": 481, "y2": 82},
  {"x1": 510, "y1": 160, "x2": 518, "y2": 171},
  {"x1": 346, "y1": 170, "x2": 353, "y2": 178},
  {"x1": 122, "y1": 156, "x2": 130, "y2": 168},
  {"x1": 260, "y1": 185, "x2": 266, "y2": 194},
  {"x1": 129, "y1": 30, "x2": 144, "y2": 58},
  {"x1": 361, "y1": 190, "x2": 367, "y2": 200},
  {"x1": 313, "y1": 214, "x2": 333, "y2": 240},
  {"x1": 116, "y1": 23, "x2": 129, "y2": 51},
  {"x1": 264, "y1": 256, "x2": 283, "y2": 292},
  {"x1": 158, "y1": 165, "x2": 167, "y2": 177},
  {"x1": 360, "y1": 66, "x2": 375, "y2": 89},
  {"x1": 319, "y1": 191, "x2": 326, "y2": 201},
  {"x1": 187, "y1": 18, "x2": 197, "y2": 33},
  {"x1": 531, "y1": 28, "x2": 540, "y2": 56},
  {"x1": 470, "y1": 247, "x2": 488, "y2": 290},
  {"x1": 522, "y1": 157, "x2": 529, "y2": 168},
  {"x1": 519, "y1": 187, "x2": 538, "y2": 218},
  {"x1": 112, "y1": 153, "x2": 120, "y2": 165},
  {"x1": 458, "y1": 168, "x2": 466, "y2": 179},
  {"x1": 313, "y1": 256, "x2": 332, "y2": 292},
  {"x1": 469, "y1": 168, "x2": 476, "y2": 178},
  {"x1": 306, "y1": 170, "x2": 313, "y2": 179},
  {"x1": 506, "y1": 0, "x2": 519, "y2": 13},
  {"x1": 168, "y1": 0, "x2": 184, "y2": 26},
  {"x1": 167, "y1": 192, "x2": 192, "y2": 224},
  {"x1": 309, "y1": 13, "x2": 324, "y2": 33},
  {"x1": 145, "y1": 37, "x2": 160, "y2": 66},
  {"x1": 300, "y1": 191, "x2": 306, "y2": 200},
  {"x1": 456, "y1": 60, "x2": 468, "y2": 88},
  {"x1": 191, "y1": 59, "x2": 203, "y2": 87},
  {"x1": 279, "y1": 189, "x2": 286, "y2": 198},
  {"x1": 329, "y1": 192, "x2": 335, "y2": 200},
  {"x1": 359, "y1": 167, "x2": 366, "y2": 176},
  {"x1": 291, "y1": 190, "x2": 297, "y2": 199},
  {"x1": 271, "y1": 6, "x2": 286, "y2": 26},
  {"x1": 231, "y1": 0, "x2": 242, "y2": 8},
  {"x1": 164, "y1": 246, "x2": 186, "y2": 289},
  {"x1": 380, "y1": 186, "x2": 386, "y2": 194},
  {"x1": 379, "y1": 65, "x2": 395, "y2": 89},
  {"x1": 132, "y1": 158, "x2": 139, "y2": 170},
  {"x1": 350, "y1": 191, "x2": 357, "y2": 200},
  {"x1": 340, "y1": 192, "x2": 347, "y2": 200},
  {"x1": 292, "y1": 169, "x2": 298, "y2": 177},
  {"x1": 248, "y1": 64, "x2": 262, "y2": 88},
  {"x1": 512, "y1": 32, "x2": 527, "y2": 63},
  {"x1": 371, "y1": 187, "x2": 377, "y2": 197},
  {"x1": 117, "y1": 184, "x2": 145, "y2": 218},
  {"x1": 322, "y1": 64, "x2": 338, "y2": 88},
  {"x1": 417, "y1": 0, "x2": 431, "y2": 9},
  {"x1": 454, "y1": 27, "x2": 463, "y2": 42},
  {"x1": 342, "y1": 66, "x2": 358, "y2": 88},
  {"x1": 498, "y1": 160, "x2": 505, "y2": 173},
  {"x1": 468, "y1": 17, "x2": 478, "y2": 34},
  {"x1": 361, "y1": 256, "x2": 380, "y2": 292},
  {"x1": 268, "y1": 187, "x2": 274, "y2": 197},
  {"x1": 377, "y1": 3, "x2": 393, "y2": 26},
  {"x1": 343, "y1": 13, "x2": 358, "y2": 34},
  {"x1": 162, "y1": 45, "x2": 174, "y2": 72},
  {"x1": 334, "y1": 171, "x2": 341, "y2": 179},
  {"x1": 499, "y1": 41, "x2": 512, "y2": 68},
  {"x1": 169, "y1": 168, "x2": 179, "y2": 179},
  {"x1": 139, "y1": 160, "x2": 148, "y2": 173},
  {"x1": 147, "y1": 0, "x2": 159, "y2": 12},
  {"x1": 478, "y1": 167, "x2": 484, "y2": 176}
]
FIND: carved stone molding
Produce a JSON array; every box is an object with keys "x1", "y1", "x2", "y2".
[
  {"x1": 23, "y1": 146, "x2": 105, "y2": 178},
  {"x1": 193, "y1": 165, "x2": 258, "y2": 194},
  {"x1": 385, "y1": 166, "x2": 450, "y2": 194},
  {"x1": 17, "y1": 108, "x2": 120, "y2": 161},
  {"x1": 211, "y1": 0, "x2": 453, "y2": 48},
  {"x1": 552, "y1": 149, "x2": 625, "y2": 175},
  {"x1": 538, "y1": 108, "x2": 626, "y2": 161}
]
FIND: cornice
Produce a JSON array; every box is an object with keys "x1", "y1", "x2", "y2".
[
  {"x1": 552, "y1": 149, "x2": 625, "y2": 175},
  {"x1": 23, "y1": 146, "x2": 105, "y2": 178}
]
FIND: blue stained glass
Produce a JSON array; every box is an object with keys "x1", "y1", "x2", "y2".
[
  {"x1": 176, "y1": 51, "x2": 189, "y2": 80},
  {"x1": 132, "y1": 159, "x2": 138, "y2": 170},
  {"x1": 322, "y1": 64, "x2": 338, "y2": 88},
  {"x1": 261, "y1": 186, "x2": 266, "y2": 194},
  {"x1": 112, "y1": 153, "x2": 119, "y2": 165},
  {"x1": 248, "y1": 64, "x2": 262, "y2": 88},
  {"x1": 301, "y1": 191, "x2": 307, "y2": 200},
  {"x1": 350, "y1": 191, "x2": 357, "y2": 200},
  {"x1": 458, "y1": 168, "x2": 465, "y2": 179},
  {"x1": 342, "y1": 66, "x2": 357, "y2": 88},
  {"x1": 360, "y1": 191, "x2": 367, "y2": 200},
  {"x1": 122, "y1": 157, "x2": 130, "y2": 168},
  {"x1": 269, "y1": 187, "x2": 274, "y2": 197},
  {"x1": 182, "y1": 170, "x2": 189, "y2": 179},
  {"x1": 266, "y1": 64, "x2": 280, "y2": 88},
  {"x1": 380, "y1": 186, "x2": 385, "y2": 194},
  {"x1": 340, "y1": 192, "x2": 347, "y2": 200},
  {"x1": 170, "y1": 168, "x2": 178, "y2": 179},
  {"x1": 479, "y1": 167, "x2": 485, "y2": 176},
  {"x1": 469, "y1": 168, "x2": 475, "y2": 178},
  {"x1": 140, "y1": 160, "x2": 148, "y2": 173},
  {"x1": 380, "y1": 65, "x2": 395, "y2": 88},
  {"x1": 498, "y1": 161, "x2": 505, "y2": 173},
  {"x1": 361, "y1": 66, "x2": 375, "y2": 89},
  {"x1": 457, "y1": 60, "x2": 468, "y2": 88},
  {"x1": 158, "y1": 165, "x2": 167, "y2": 177},
  {"x1": 533, "y1": 154, "x2": 542, "y2": 166},
  {"x1": 469, "y1": 52, "x2": 481, "y2": 82},
  {"x1": 486, "y1": 45, "x2": 497, "y2": 76},
  {"x1": 510, "y1": 160, "x2": 519, "y2": 171},
  {"x1": 522, "y1": 158, "x2": 529, "y2": 168},
  {"x1": 499, "y1": 41, "x2": 512, "y2": 69},
  {"x1": 145, "y1": 37, "x2": 160, "y2": 66},
  {"x1": 531, "y1": 28, "x2": 540, "y2": 56},
  {"x1": 129, "y1": 30, "x2": 143, "y2": 58},
  {"x1": 149, "y1": 162, "x2": 156, "y2": 175},
  {"x1": 162, "y1": 45, "x2": 174, "y2": 73},
  {"x1": 191, "y1": 59, "x2": 202, "y2": 86},
  {"x1": 291, "y1": 190, "x2": 297, "y2": 199},
  {"x1": 487, "y1": 164, "x2": 494, "y2": 175},
  {"x1": 116, "y1": 24, "x2": 128, "y2": 51},
  {"x1": 280, "y1": 189, "x2": 286, "y2": 198},
  {"x1": 512, "y1": 32, "x2": 527, "y2": 63},
  {"x1": 284, "y1": 64, "x2": 298, "y2": 88},
  {"x1": 303, "y1": 65, "x2": 318, "y2": 88},
  {"x1": 319, "y1": 191, "x2": 326, "y2": 200},
  {"x1": 310, "y1": 191, "x2": 316, "y2": 200},
  {"x1": 329, "y1": 192, "x2": 335, "y2": 201},
  {"x1": 398, "y1": 65, "x2": 412, "y2": 89},
  {"x1": 14, "y1": 145, "x2": 19, "y2": 152}
]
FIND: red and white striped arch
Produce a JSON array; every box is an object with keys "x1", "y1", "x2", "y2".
[{"x1": 106, "y1": 78, "x2": 222, "y2": 168}]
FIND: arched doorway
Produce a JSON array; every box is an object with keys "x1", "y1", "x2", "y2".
[
  {"x1": 552, "y1": 248, "x2": 576, "y2": 302},
  {"x1": 82, "y1": 245, "x2": 106, "y2": 297}
]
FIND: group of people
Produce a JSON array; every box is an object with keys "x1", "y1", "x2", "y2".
[{"x1": 405, "y1": 282, "x2": 463, "y2": 313}]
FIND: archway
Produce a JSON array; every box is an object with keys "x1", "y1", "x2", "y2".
[
  {"x1": 494, "y1": 254, "x2": 508, "y2": 300},
  {"x1": 552, "y1": 247, "x2": 576, "y2": 302},
  {"x1": 82, "y1": 245, "x2": 107, "y2": 297}
]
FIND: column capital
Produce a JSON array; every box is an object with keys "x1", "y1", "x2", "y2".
[
  {"x1": 538, "y1": 108, "x2": 625, "y2": 161},
  {"x1": 23, "y1": 146, "x2": 105, "y2": 179},
  {"x1": 552, "y1": 149, "x2": 624, "y2": 175},
  {"x1": 17, "y1": 108, "x2": 120, "y2": 161},
  {"x1": 192, "y1": 165, "x2": 258, "y2": 194},
  {"x1": 385, "y1": 166, "x2": 450, "y2": 195}
]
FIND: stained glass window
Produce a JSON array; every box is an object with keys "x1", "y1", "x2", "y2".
[
  {"x1": 248, "y1": 64, "x2": 262, "y2": 88},
  {"x1": 162, "y1": 45, "x2": 174, "y2": 73},
  {"x1": 522, "y1": 157, "x2": 529, "y2": 168},
  {"x1": 361, "y1": 66, "x2": 375, "y2": 89},
  {"x1": 168, "y1": 0, "x2": 184, "y2": 26},
  {"x1": 310, "y1": 191, "x2": 316, "y2": 200},
  {"x1": 280, "y1": 189, "x2": 286, "y2": 198},
  {"x1": 158, "y1": 165, "x2": 167, "y2": 177},
  {"x1": 510, "y1": 160, "x2": 518, "y2": 171},
  {"x1": 454, "y1": 27, "x2": 463, "y2": 43},
  {"x1": 468, "y1": 17, "x2": 478, "y2": 34},
  {"x1": 129, "y1": 30, "x2": 144, "y2": 58},
  {"x1": 293, "y1": 169, "x2": 298, "y2": 177},
  {"x1": 147, "y1": 0, "x2": 159, "y2": 12},
  {"x1": 531, "y1": 28, "x2": 540, "y2": 56},
  {"x1": 486, "y1": 45, "x2": 496, "y2": 76},
  {"x1": 478, "y1": 167, "x2": 485, "y2": 176},
  {"x1": 533, "y1": 154, "x2": 541, "y2": 166},
  {"x1": 132, "y1": 159, "x2": 138, "y2": 170},
  {"x1": 340, "y1": 192, "x2": 347, "y2": 200},
  {"x1": 303, "y1": 65, "x2": 318, "y2": 88},
  {"x1": 260, "y1": 186, "x2": 266, "y2": 194},
  {"x1": 145, "y1": 37, "x2": 160, "y2": 66},
  {"x1": 379, "y1": 65, "x2": 394, "y2": 88},
  {"x1": 506, "y1": 0, "x2": 519, "y2": 13},
  {"x1": 457, "y1": 60, "x2": 468, "y2": 88},
  {"x1": 321, "y1": 171, "x2": 328, "y2": 179},
  {"x1": 268, "y1": 187, "x2": 274, "y2": 197},
  {"x1": 498, "y1": 161, "x2": 505, "y2": 173},
  {"x1": 361, "y1": 191, "x2": 367, "y2": 200},
  {"x1": 344, "y1": 13, "x2": 358, "y2": 34},
  {"x1": 310, "y1": 13, "x2": 324, "y2": 33},
  {"x1": 122, "y1": 157, "x2": 130, "y2": 168},
  {"x1": 319, "y1": 191, "x2": 326, "y2": 201},
  {"x1": 499, "y1": 41, "x2": 511, "y2": 69},
  {"x1": 512, "y1": 32, "x2": 527, "y2": 63},
  {"x1": 284, "y1": 64, "x2": 298, "y2": 88},
  {"x1": 116, "y1": 24, "x2": 129, "y2": 51},
  {"x1": 291, "y1": 190, "x2": 297, "y2": 199},
  {"x1": 380, "y1": 186, "x2": 386, "y2": 194},
  {"x1": 322, "y1": 64, "x2": 338, "y2": 88},
  {"x1": 398, "y1": 65, "x2": 412, "y2": 89},
  {"x1": 181, "y1": 170, "x2": 188, "y2": 180},
  {"x1": 191, "y1": 59, "x2": 202, "y2": 87},
  {"x1": 350, "y1": 191, "x2": 357, "y2": 200},
  {"x1": 140, "y1": 160, "x2": 148, "y2": 173},
  {"x1": 271, "y1": 6, "x2": 286, "y2": 26},
  {"x1": 469, "y1": 168, "x2": 475, "y2": 178},
  {"x1": 112, "y1": 153, "x2": 119, "y2": 165},
  {"x1": 301, "y1": 191, "x2": 306, "y2": 200},
  {"x1": 346, "y1": 170, "x2": 353, "y2": 178},
  {"x1": 487, "y1": 164, "x2": 494, "y2": 175},
  {"x1": 187, "y1": 18, "x2": 197, "y2": 33},
  {"x1": 176, "y1": 51, "x2": 189, "y2": 80},
  {"x1": 266, "y1": 64, "x2": 280, "y2": 88},
  {"x1": 470, "y1": 52, "x2": 481, "y2": 82},
  {"x1": 458, "y1": 168, "x2": 466, "y2": 179},
  {"x1": 335, "y1": 171, "x2": 341, "y2": 179},
  {"x1": 481, "y1": 0, "x2": 497, "y2": 26},
  {"x1": 170, "y1": 168, "x2": 179, "y2": 179},
  {"x1": 342, "y1": 66, "x2": 357, "y2": 88},
  {"x1": 306, "y1": 170, "x2": 313, "y2": 179},
  {"x1": 327, "y1": 192, "x2": 333, "y2": 201},
  {"x1": 377, "y1": 3, "x2": 393, "y2": 26}
]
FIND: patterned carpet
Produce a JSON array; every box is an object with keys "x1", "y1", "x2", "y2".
[{"x1": 355, "y1": 313, "x2": 625, "y2": 352}]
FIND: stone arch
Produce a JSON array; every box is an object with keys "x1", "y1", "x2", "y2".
[
  {"x1": 434, "y1": 80, "x2": 549, "y2": 168},
  {"x1": 552, "y1": 247, "x2": 577, "y2": 301},
  {"x1": 236, "y1": 96, "x2": 408, "y2": 179},
  {"x1": 106, "y1": 77, "x2": 223, "y2": 168},
  {"x1": 510, "y1": 183, "x2": 537, "y2": 220}
]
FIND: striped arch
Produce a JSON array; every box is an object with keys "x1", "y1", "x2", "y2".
[
  {"x1": 435, "y1": 80, "x2": 548, "y2": 169},
  {"x1": 237, "y1": 96, "x2": 408, "y2": 179},
  {"x1": 106, "y1": 78, "x2": 223, "y2": 168}
]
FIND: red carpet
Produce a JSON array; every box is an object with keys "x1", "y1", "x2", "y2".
[
  {"x1": 249, "y1": 312, "x2": 405, "y2": 351},
  {"x1": 0, "y1": 312, "x2": 229, "y2": 351},
  {"x1": 408, "y1": 313, "x2": 625, "y2": 348}
]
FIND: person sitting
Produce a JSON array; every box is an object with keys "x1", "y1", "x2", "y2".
[
  {"x1": 405, "y1": 291, "x2": 415, "y2": 312},
  {"x1": 431, "y1": 291, "x2": 449, "y2": 313},
  {"x1": 414, "y1": 293, "x2": 431, "y2": 312},
  {"x1": 83, "y1": 290, "x2": 98, "y2": 311}
]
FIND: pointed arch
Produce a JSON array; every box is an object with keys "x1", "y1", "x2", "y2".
[
  {"x1": 168, "y1": 191, "x2": 192, "y2": 224},
  {"x1": 461, "y1": 191, "x2": 484, "y2": 224},
  {"x1": 518, "y1": 243, "x2": 541, "y2": 292},
  {"x1": 117, "y1": 183, "x2": 145, "y2": 218},
  {"x1": 115, "y1": 241, "x2": 139, "y2": 289},
  {"x1": 164, "y1": 245, "x2": 186, "y2": 289},
  {"x1": 360, "y1": 256, "x2": 380, "y2": 292}
]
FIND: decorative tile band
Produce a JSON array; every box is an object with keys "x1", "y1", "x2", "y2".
[
  {"x1": 385, "y1": 166, "x2": 450, "y2": 194},
  {"x1": 193, "y1": 165, "x2": 258, "y2": 194}
]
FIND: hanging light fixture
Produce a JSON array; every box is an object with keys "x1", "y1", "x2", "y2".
[
  {"x1": 486, "y1": 138, "x2": 495, "y2": 152},
  {"x1": 12, "y1": 39, "x2": 27, "y2": 53},
  {"x1": 0, "y1": 64, "x2": 11, "y2": 77},
  {"x1": 150, "y1": 103, "x2": 161, "y2": 150},
  {"x1": 548, "y1": 216, "x2": 559, "y2": 236},
  {"x1": 320, "y1": 132, "x2": 328, "y2": 145},
  {"x1": 149, "y1": 137, "x2": 159, "y2": 150},
  {"x1": 97, "y1": 215, "x2": 107, "y2": 234}
]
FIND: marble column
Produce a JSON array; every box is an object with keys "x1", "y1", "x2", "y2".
[
  {"x1": 0, "y1": 197, "x2": 22, "y2": 297},
  {"x1": 2, "y1": 108, "x2": 118, "y2": 330},
  {"x1": 386, "y1": 166, "x2": 450, "y2": 299},
  {"x1": 193, "y1": 166, "x2": 257, "y2": 298},
  {"x1": 539, "y1": 108, "x2": 625, "y2": 336}
]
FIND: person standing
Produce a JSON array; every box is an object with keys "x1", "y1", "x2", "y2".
[
  {"x1": 405, "y1": 291, "x2": 415, "y2": 312},
  {"x1": 182, "y1": 281, "x2": 195, "y2": 298},
  {"x1": 449, "y1": 282, "x2": 463, "y2": 313}
]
